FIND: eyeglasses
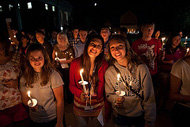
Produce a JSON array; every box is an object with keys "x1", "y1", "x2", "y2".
[
  {"x1": 30, "y1": 57, "x2": 44, "y2": 62},
  {"x1": 110, "y1": 44, "x2": 125, "y2": 51},
  {"x1": 89, "y1": 42, "x2": 102, "y2": 49}
]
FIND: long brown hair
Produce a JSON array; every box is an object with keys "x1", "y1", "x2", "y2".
[
  {"x1": 81, "y1": 34, "x2": 104, "y2": 86},
  {"x1": 24, "y1": 43, "x2": 53, "y2": 87},
  {"x1": 108, "y1": 35, "x2": 143, "y2": 77}
]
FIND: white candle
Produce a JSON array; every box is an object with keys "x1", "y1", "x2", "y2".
[
  {"x1": 117, "y1": 74, "x2": 120, "y2": 81},
  {"x1": 117, "y1": 73, "x2": 121, "y2": 94},
  {"x1": 80, "y1": 69, "x2": 87, "y2": 94}
]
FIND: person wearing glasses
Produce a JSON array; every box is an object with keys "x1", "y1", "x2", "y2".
[
  {"x1": 69, "y1": 34, "x2": 108, "y2": 127},
  {"x1": 105, "y1": 35, "x2": 156, "y2": 127},
  {"x1": 19, "y1": 43, "x2": 64, "y2": 127}
]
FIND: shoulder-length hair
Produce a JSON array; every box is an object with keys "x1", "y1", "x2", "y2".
[
  {"x1": 108, "y1": 35, "x2": 143, "y2": 76},
  {"x1": 81, "y1": 34, "x2": 104, "y2": 85},
  {"x1": 24, "y1": 43, "x2": 53, "y2": 87},
  {"x1": 57, "y1": 32, "x2": 69, "y2": 46},
  {"x1": 165, "y1": 32, "x2": 182, "y2": 53}
]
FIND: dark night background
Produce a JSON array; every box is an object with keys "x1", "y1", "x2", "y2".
[
  {"x1": 0, "y1": 0, "x2": 190, "y2": 35},
  {"x1": 67, "y1": 0, "x2": 190, "y2": 34}
]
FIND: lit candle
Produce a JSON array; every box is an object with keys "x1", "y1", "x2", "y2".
[
  {"x1": 184, "y1": 36, "x2": 188, "y2": 45},
  {"x1": 161, "y1": 37, "x2": 166, "y2": 50},
  {"x1": 115, "y1": 73, "x2": 126, "y2": 96},
  {"x1": 187, "y1": 48, "x2": 189, "y2": 52},
  {"x1": 80, "y1": 69, "x2": 84, "y2": 82},
  {"x1": 161, "y1": 37, "x2": 166, "y2": 42},
  {"x1": 117, "y1": 74, "x2": 120, "y2": 81},
  {"x1": 55, "y1": 52, "x2": 59, "y2": 61},
  {"x1": 117, "y1": 73, "x2": 122, "y2": 95},
  {"x1": 186, "y1": 48, "x2": 189, "y2": 56},
  {"x1": 27, "y1": 91, "x2": 33, "y2": 104},
  {"x1": 80, "y1": 69, "x2": 87, "y2": 94}
]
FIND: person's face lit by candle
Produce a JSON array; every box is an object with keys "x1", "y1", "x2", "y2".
[
  {"x1": 36, "y1": 32, "x2": 45, "y2": 44},
  {"x1": 87, "y1": 38, "x2": 103, "y2": 59},
  {"x1": 109, "y1": 40, "x2": 126, "y2": 63},
  {"x1": 29, "y1": 50, "x2": 44, "y2": 72},
  {"x1": 172, "y1": 35, "x2": 181, "y2": 48}
]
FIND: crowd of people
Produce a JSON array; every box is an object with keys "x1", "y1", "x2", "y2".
[{"x1": 0, "y1": 21, "x2": 190, "y2": 127}]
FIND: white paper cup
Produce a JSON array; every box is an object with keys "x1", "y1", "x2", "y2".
[
  {"x1": 116, "y1": 91, "x2": 125, "y2": 96},
  {"x1": 78, "y1": 81, "x2": 88, "y2": 85},
  {"x1": 28, "y1": 99, "x2": 37, "y2": 107}
]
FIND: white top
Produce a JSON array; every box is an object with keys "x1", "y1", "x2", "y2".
[
  {"x1": 171, "y1": 59, "x2": 190, "y2": 108},
  {"x1": 20, "y1": 70, "x2": 64, "y2": 123}
]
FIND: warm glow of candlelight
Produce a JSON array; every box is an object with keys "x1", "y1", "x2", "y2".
[
  {"x1": 27, "y1": 91, "x2": 31, "y2": 98},
  {"x1": 187, "y1": 48, "x2": 189, "y2": 52},
  {"x1": 117, "y1": 74, "x2": 120, "y2": 81},
  {"x1": 161, "y1": 37, "x2": 166, "y2": 42},
  {"x1": 80, "y1": 69, "x2": 84, "y2": 82},
  {"x1": 55, "y1": 52, "x2": 59, "y2": 61}
]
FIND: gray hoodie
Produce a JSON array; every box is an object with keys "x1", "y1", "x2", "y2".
[{"x1": 105, "y1": 62, "x2": 156, "y2": 124}]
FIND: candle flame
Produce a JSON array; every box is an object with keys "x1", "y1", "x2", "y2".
[
  {"x1": 27, "y1": 91, "x2": 31, "y2": 98},
  {"x1": 80, "y1": 69, "x2": 84, "y2": 74},
  {"x1": 129, "y1": 81, "x2": 132, "y2": 86},
  {"x1": 117, "y1": 74, "x2": 120, "y2": 81},
  {"x1": 185, "y1": 36, "x2": 188, "y2": 39},
  {"x1": 55, "y1": 52, "x2": 58, "y2": 56},
  {"x1": 161, "y1": 37, "x2": 166, "y2": 42},
  {"x1": 187, "y1": 48, "x2": 189, "y2": 52}
]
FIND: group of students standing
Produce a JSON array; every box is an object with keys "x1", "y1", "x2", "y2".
[{"x1": 0, "y1": 21, "x2": 190, "y2": 127}]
